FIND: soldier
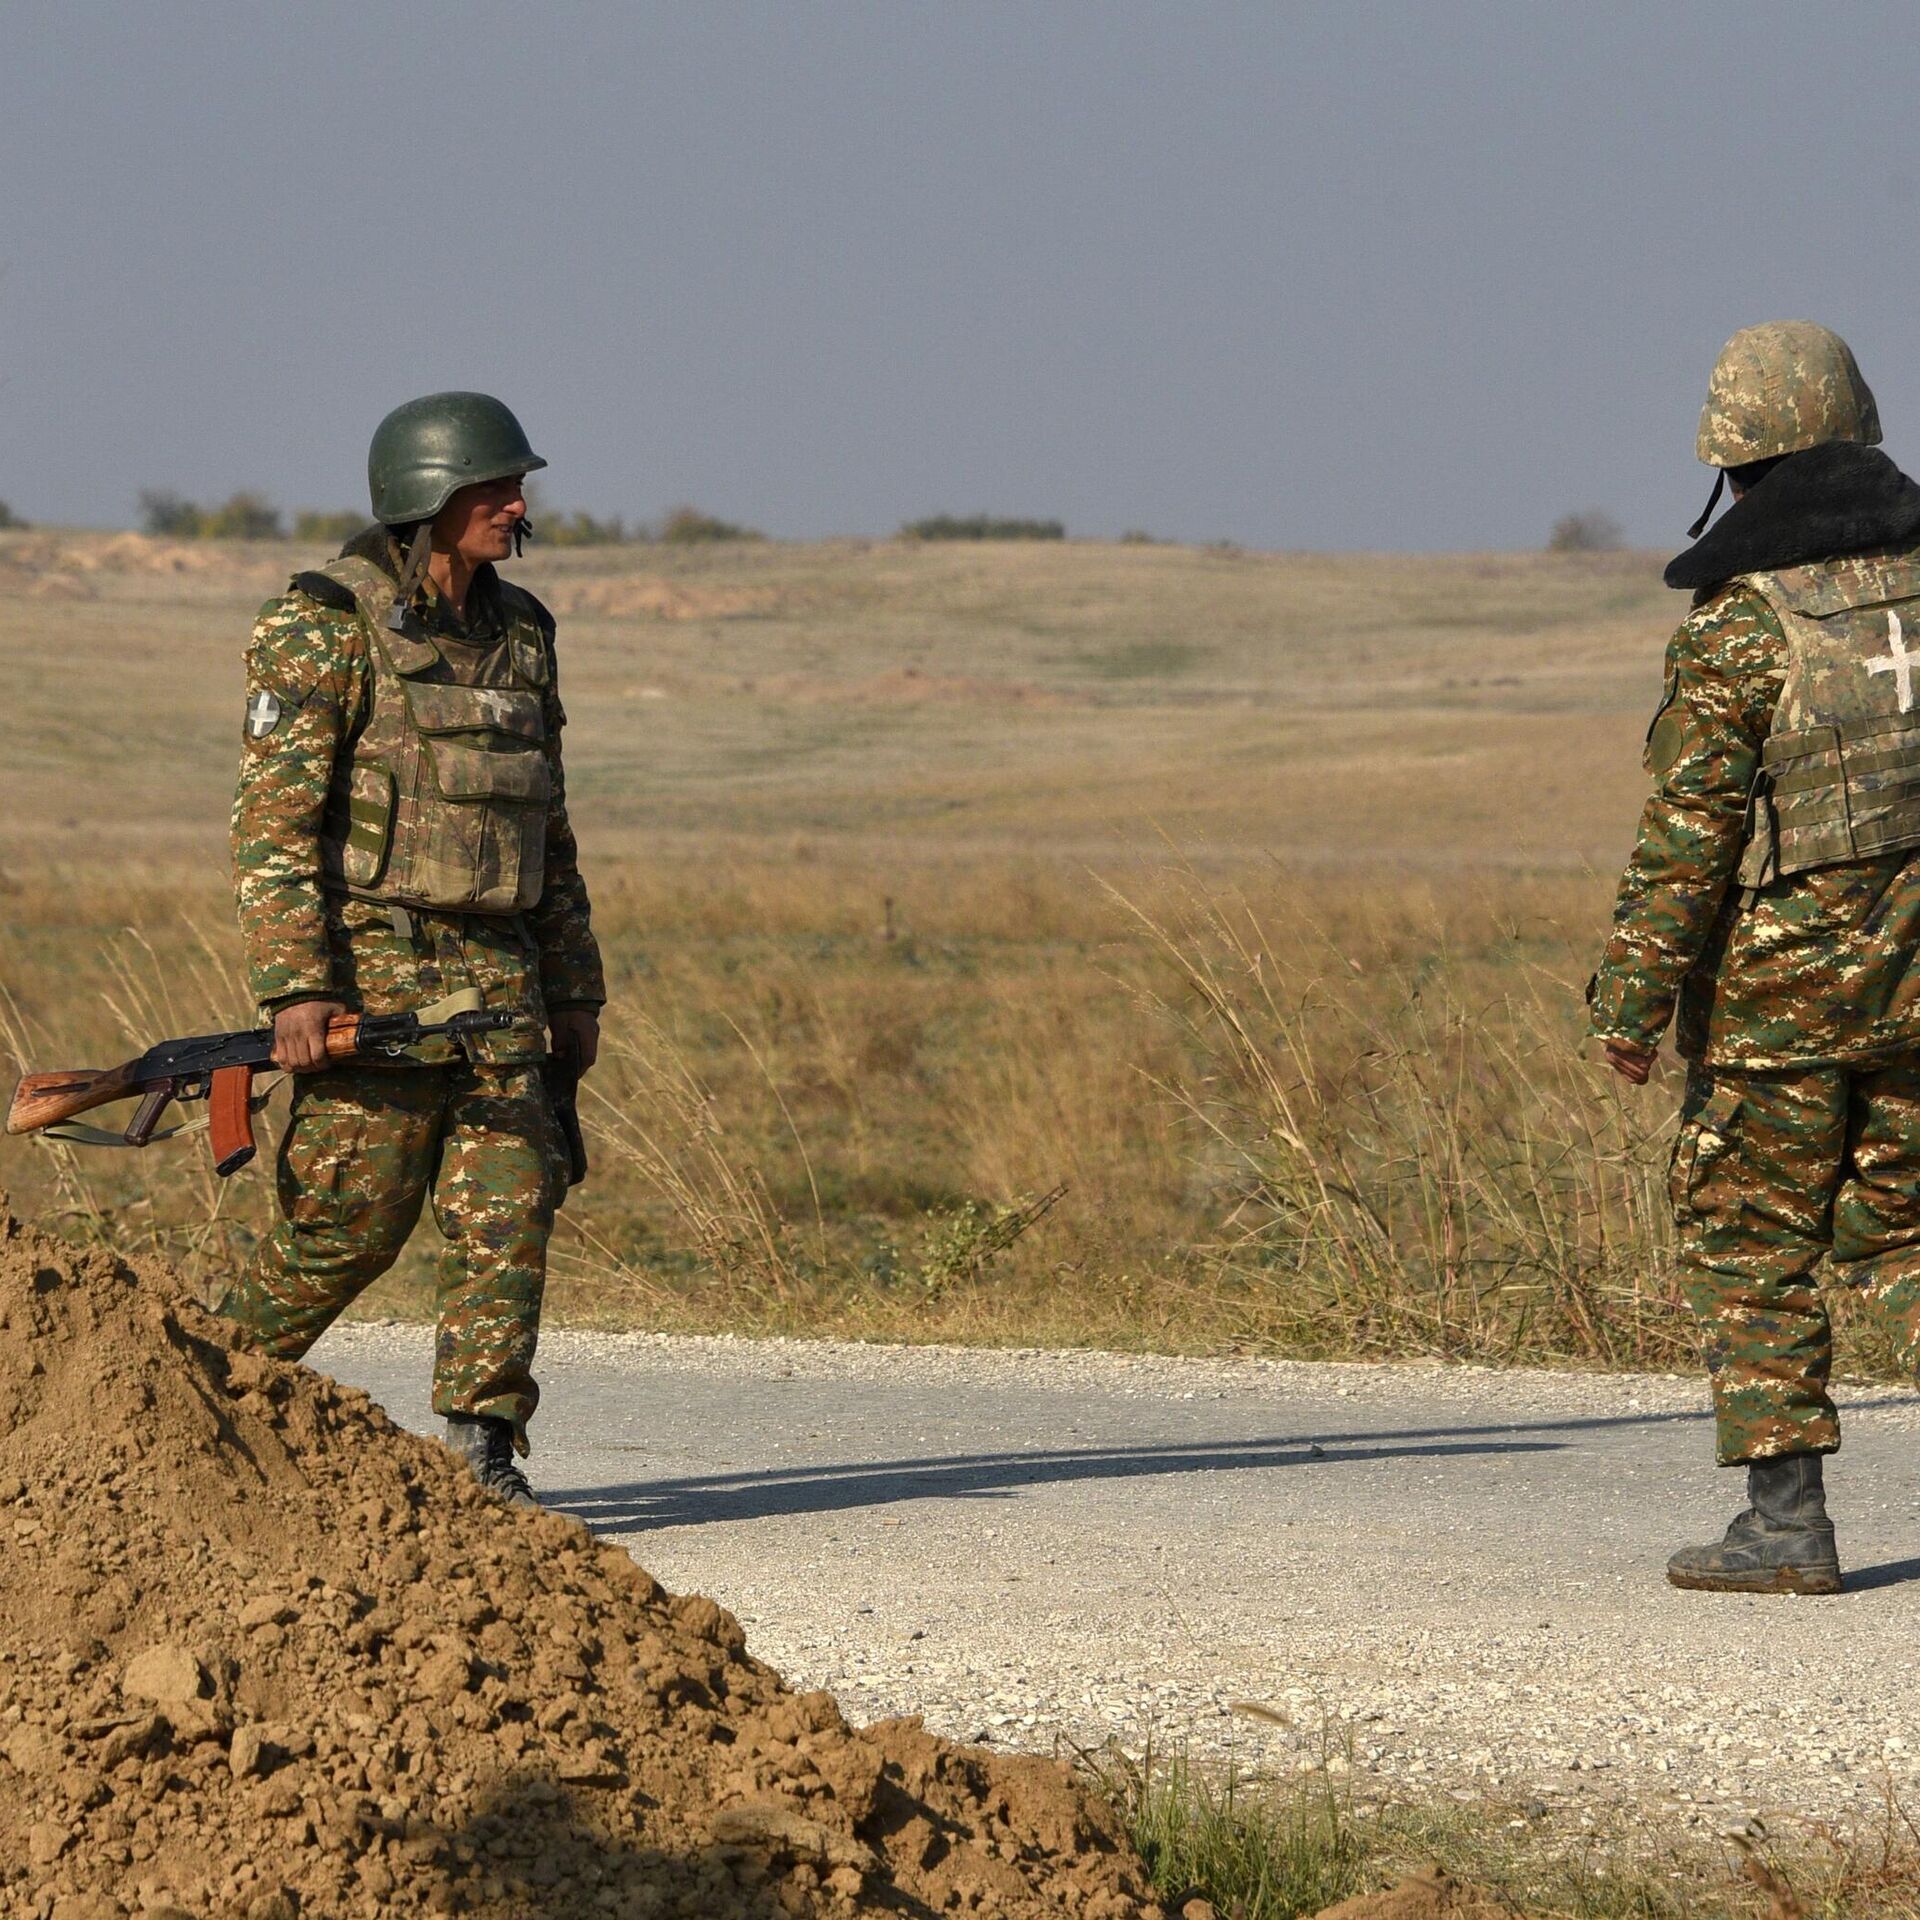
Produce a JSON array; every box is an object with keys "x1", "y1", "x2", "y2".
[
  {"x1": 218, "y1": 392, "x2": 605, "y2": 1506},
  {"x1": 1590, "y1": 322, "x2": 1920, "y2": 1593}
]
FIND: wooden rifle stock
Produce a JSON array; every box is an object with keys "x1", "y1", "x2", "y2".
[{"x1": 7, "y1": 1059, "x2": 148, "y2": 1137}]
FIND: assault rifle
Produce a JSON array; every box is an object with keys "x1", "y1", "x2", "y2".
[{"x1": 6, "y1": 1008, "x2": 512, "y2": 1177}]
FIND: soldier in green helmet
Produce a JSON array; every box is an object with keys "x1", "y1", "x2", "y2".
[
  {"x1": 1590, "y1": 322, "x2": 1920, "y2": 1592},
  {"x1": 218, "y1": 392, "x2": 605, "y2": 1506}
]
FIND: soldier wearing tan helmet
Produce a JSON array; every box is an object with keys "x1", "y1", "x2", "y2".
[
  {"x1": 218, "y1": 393, "x2": 605, "y2": 1506},
  {"x1": 1590, "y1": 322, "x2": 1920, "y2": 1593}
]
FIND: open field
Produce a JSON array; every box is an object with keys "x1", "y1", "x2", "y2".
[{"x1": 0, "y1": 526, "x2": 1898, "y2": 1377}]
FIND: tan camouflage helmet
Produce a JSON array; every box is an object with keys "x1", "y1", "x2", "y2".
[{"x1": 1697, "y1": 321, "x2": 1881, "y2": 466}]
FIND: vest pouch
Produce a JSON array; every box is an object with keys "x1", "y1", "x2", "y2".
[
  {"x1": 404, "y1": 681, "x2": 545, "y2": 744},
  {"x1": 509, "y1": 628, "x2": 552, "y2": 688},
  {"x1": 1828, "y1": 714, "x2": 1920, "y2": 856},
  {"x1": 1746, "y1": 724, "x2": 1849, "y2": 881},
  {"x1": 415, "y1": 739, "x2": 551, "y2": 912},
  {"x1": 1755, "y1": 712, "x2": 1920, "y2": 875},
  {"x1": 339, "y1": 764, "x2": 397, "y2": 888}
]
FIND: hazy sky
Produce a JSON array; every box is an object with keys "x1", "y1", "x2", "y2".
[{"x1": 7, "y1": 2, "x2": 1918, "y2": 549}]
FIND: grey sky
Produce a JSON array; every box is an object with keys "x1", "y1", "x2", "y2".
[{"x1": 6, "y1": 1, "x2": 1917, "y2": 550}]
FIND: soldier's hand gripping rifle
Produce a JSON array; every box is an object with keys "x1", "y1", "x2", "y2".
[{"x1": 6, "y1": 1009, "x2": 512, "y2": 1177}]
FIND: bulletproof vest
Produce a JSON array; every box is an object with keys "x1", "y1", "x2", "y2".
[
  {"x1": 310, "y1": 556, "x2": 552, "y2": 914},
  {"x1": 1737, "y1": 548, "x2": 1920, "y2": 888}
]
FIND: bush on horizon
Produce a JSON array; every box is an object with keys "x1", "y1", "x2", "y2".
[
  {"x1": 900, "y1": 514, "x2": 1066, "y2": 542},
  {"x1": 659, "y1": 504, "x2": 763, "y2": 544},
  {"x1": 139, "y1": 490, "x2": 284, "y2": 540}
]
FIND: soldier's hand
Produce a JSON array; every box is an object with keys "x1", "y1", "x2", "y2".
[
  {"x1": 1604, "y1": 1039, "x2": 1657, "y2": 1085},
  {"x1": 272, "y1": 999, "x2": 348, "y2": 1073},
  {"x1": 551, "y1": 1009, "x2": 600, "y2": 1077}
]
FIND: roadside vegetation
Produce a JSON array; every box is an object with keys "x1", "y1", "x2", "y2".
[
  {"x1": 2, "y1": 852, "x2": 1901, "y2": 1384},
  {"x1": 1108, "y1": 1745, "x2": 1920, "y2": 1917}
]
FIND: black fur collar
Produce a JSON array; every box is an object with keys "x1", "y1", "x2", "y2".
[
  {"x1": 1665, "y1": 442, "x2": 1920, "y2": 592},
  {"x1": 340, "y1": 522, "x2": 399, "y2": 577}
]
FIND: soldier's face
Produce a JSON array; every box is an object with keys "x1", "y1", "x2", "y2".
[{"x1": 435, "y1": 475, "x2": 527, "y2": 565}]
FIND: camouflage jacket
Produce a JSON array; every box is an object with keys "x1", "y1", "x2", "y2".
[
  {"x1": 232, "y1": 548, "x2": 605, "y2": 1066},
  {"x1": 1589, "y1": 582, "x2": 1920, "y2": 1069}
]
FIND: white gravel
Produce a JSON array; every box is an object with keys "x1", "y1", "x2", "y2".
[{"x1": 310, "y1": 1322, "x2": 1920, "y2": 1834}]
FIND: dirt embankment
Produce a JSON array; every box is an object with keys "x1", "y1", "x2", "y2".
[{"x1": 0, "y1": 1204, "x2": 1168, "y2": 1919}]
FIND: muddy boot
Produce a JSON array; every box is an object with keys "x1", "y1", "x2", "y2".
[
  {"x1": 444, "y1": 1414, "x2": 539, "y2": 1510},
  {"x1": 1666, "y1": 1454, "x2": 1841, "y2": 1594}
]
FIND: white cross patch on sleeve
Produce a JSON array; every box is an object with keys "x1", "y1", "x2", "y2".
[{"x1": 245, "y1": 689, "x2": 284, "y2": 738}]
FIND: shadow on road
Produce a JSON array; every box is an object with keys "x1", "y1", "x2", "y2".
[
  {"x1": 1843, "y1": 1555, "x2": 1920, "y2": 1594},
  {"x1": 547, "y1": 1432, "x2": 1563, "y2": 1531}
]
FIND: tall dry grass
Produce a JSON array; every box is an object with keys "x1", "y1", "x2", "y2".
[
  {"x1": 0, "y1": 847, "x2": 1902, "y2": 1377},
  {"x1": 1105, "y1": 866, "x2": 1686, "y2": 1366}
]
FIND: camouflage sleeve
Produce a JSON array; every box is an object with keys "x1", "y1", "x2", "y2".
[
  {"x1": 525, "y1": 653, "x2": 607, "y2": 1011},
  {"x1": 1587, "y1": 588, "x2": 1786, "y2": 1049},
  {"x1": 230, "y1": 592, "x2": 366, "y2": 1007}
]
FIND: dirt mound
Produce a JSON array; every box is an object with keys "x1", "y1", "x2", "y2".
[{"x1": 0, "y1": 1205, "x2": 1164, "y2": 1919}]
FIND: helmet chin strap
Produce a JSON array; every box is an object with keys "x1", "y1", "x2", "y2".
[
  {"x1": 388, "y1": 522, "x2": 435, "y2": 630},
  {"x1": 1686, "y1": 469, "x2": 1727, "y2": 541},
  {"x1": 513, "y1": 516, "x2": 533, "y2": 558}
]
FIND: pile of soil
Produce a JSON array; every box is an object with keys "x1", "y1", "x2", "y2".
[{"x1": 0, "y1": 1205, "x2": 1166, "y2": 1919}]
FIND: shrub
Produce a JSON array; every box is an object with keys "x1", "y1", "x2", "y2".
[
  {"x1": 899, "y1": 514, "x2": 1065, "y2": 542},
  {"x1": 293, "y1": 509, "x2": 366, "y2": 546},
  {"x1": 1548, "y1": 509, "x2": 1626, "y2": 553},
  {"x1": 542, "y1": 509, "x2": 632, "y2": 547},
  {"x1": 202, "y1": 492, "x2": 284, "y2": 540},
  {"x1": 139, "y1": 490, "x2": 204, "y2": 538},
  {"x1": 140, "y1": 491, "x2": 286, "y2": 540},
  {"x1": 659, "y1": 505, "x2": 762, "y2": 544}
]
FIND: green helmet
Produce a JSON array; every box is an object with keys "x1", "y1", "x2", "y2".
[
  {"x1": 1696, "y1": 321, "x2": 1881, "y2": 467},
  {"x1": 367, "y1": 391, "x2": 547, "y2": 525}
]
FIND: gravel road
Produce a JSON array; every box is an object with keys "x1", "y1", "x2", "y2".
[{"x1": 310, "y1": 1323, "x2": 1920, "y2": 1834}]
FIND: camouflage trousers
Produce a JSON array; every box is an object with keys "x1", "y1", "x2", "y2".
[
  {"x1": 218, "y1": 1057, "x2": 566, "y2": 1453},
  {"x1": 1673, "y1": 1058, "x2": 1920, "y2": 1464}
]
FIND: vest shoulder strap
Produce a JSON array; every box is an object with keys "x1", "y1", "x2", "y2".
[
  {"x1": 496, "y1": 579, "x2": 556, "y2": 688},
  {"x1": 497, "y1": 578, "x2": 557, "y2": 639},
  {"x1": 1744, "y1": 549, "x2": 1920, "y2": 619},
  {"x1": 314, "y1": 557, "x2": 442, "y2": 674},
  {"x1": 290, "y1": 569, "x2": 360, "y2": 614}
]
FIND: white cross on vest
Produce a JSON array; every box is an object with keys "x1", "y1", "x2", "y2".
[{"x1": 1868, "y1": 610, "x2": 1918, "y2": 714}]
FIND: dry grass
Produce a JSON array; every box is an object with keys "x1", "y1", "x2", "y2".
[
  {"x1": 0, "y1": 527, "x2": 1902, "y2": 1378},
  {"x1": 1110, "y1": 1743, "x2": 1920, "y2": 1918}
]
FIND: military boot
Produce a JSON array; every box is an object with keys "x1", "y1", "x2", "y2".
[
  {"x1": 1666, "y1": 1454, "x2": 1841, "y2": 1595},
  {"x1": 444, "y1": 1414, "x2": 539, "y2": 1510}
]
